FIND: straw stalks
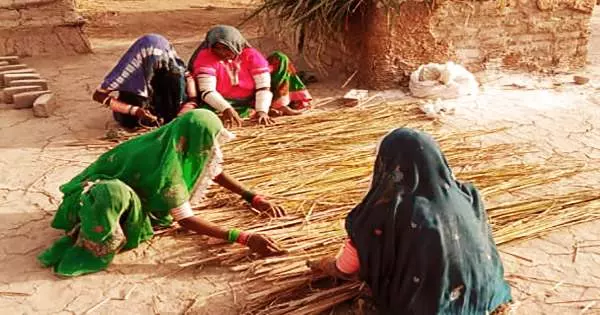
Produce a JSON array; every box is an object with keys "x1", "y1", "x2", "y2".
[
  {"x1": 178, "y1": 102, "x2": 599, "y2": 313},
  {"x1": 77, "y1": 101, "x2": 600, "y2": 313},
  {"x1": 187, "y1": 189, "x2": 600, "y2": 314}
]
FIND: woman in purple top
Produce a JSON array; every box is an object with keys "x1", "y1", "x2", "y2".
[{"x1": 92, "y1": 34, "x2": 198, "y2": 128}]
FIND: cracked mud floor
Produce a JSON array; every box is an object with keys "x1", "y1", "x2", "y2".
[{"x1": 0, "y1": 1, "x2": 599, "y2": 314}]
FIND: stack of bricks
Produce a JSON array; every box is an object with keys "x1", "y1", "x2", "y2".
[{"x1": 0, "y1": 55, "x2": 56, "y2": 117}]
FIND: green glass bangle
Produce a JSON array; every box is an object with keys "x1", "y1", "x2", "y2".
[{"x1": 228, "y1": 229, "x2": 241, "y2": 243}]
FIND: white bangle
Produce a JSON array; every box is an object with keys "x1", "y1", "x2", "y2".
[
  {"x1": 203, "y1": 91, "x2": 232, "y2": 113},
  {"x1": 196, "y1": 74, "x2": 217, "y2": 91},
  {"x1": 169, "y1": 202, "x2": 194, "y2": 221},
  {"x1": 253, "y1": 73, "x2": 271, "y2": 90},
  {"x1": 255, "y1": 90, "x2": 273, "y2": 113}
]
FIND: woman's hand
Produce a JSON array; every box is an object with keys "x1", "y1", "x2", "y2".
[
  {"x1": 247, "y1": 234, "x2": 285, "y2": 256},
  {"x1": 307, "y1": 257, "x2": 352, "y2": 279},
  {"x1": 134, "y1": 107, "x2": 158, "y2": 122},
  {"x1": 92, "y1": 89, "x2": 111, "y2": 105},
  {"x1": 222, "y1": 108, "x2": 243, "y2": 128},
  {"x1": 255, "y1": 111, "x2": 276, "y2": 126},
  {"x1": 211, "y1": 172, "x2": 285, "y2": 217},
  {"x1": 252, "y1": 196, "x2": 286, "y2": 217}
]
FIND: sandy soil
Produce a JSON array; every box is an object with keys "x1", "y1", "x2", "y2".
[{"x1": 0, "y1": 1, "x2": 599, "y2": 314}]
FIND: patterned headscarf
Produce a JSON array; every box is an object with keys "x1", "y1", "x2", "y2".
[{"x1": 101, "y1": 33, "x2": 186, "y2": 98}]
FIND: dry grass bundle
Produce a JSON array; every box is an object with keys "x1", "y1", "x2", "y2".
[
  {"x1": 172, "y1": 102, "x2": 599, "y2": 313},
  {"x1": 189, "y1": 189, "x2": 600, "y2": 314},
  {"x1": 73, "y1": 100, "x2": 599, "y2": 313}
]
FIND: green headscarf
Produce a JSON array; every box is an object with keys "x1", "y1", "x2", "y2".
[{"x1": 51, "y1": 109, "x2": 234, "y2": 231}]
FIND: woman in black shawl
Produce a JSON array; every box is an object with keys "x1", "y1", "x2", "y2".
[{"x1": 309, "y1": 128, "x2": 512, "y2": 314}]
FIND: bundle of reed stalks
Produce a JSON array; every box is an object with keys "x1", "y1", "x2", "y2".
[
  {"x1": 72, "y1": 100, "x2": 598, "y2": 313},
  {"x1": 184, "y1": 188, "x2": 600, "y2": 314},
  {"x1": 170, "y1": 101, "x2": 599, "y2": 313}
]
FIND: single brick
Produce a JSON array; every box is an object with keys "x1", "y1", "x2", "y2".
[
  {"x1": 14, "y1": 90, "x2": 51, "y2": 109},
  {"x1": 33, "y1": 93, "x2": 57, "y2": 118},
  {"x1": 3, "y1": 73, "x2": 41, "y2": 86},
  {"x1": 0, "y1": 56, "x2": 20, "y2": 64},
  {"x1": 0, "y1": 64, "x2": 27, "y2": 73},
  {"x1": 0, "y1": 69, "x2": 37, "y2": 86},
  {"x1": 0, "y1": 68, "x2": 35, "y2": 76},
  {"x1": 0, "y1": 61, "x2": 8, "y2": 66},
  {"x1": 2, "y1": 85, "x2": 43, "y2": 104},
  {"x1": 574, "y1": 75, "x2": 589, "y2": 85},
  {"x1": 8, "y1": 79, "x2": 48, "y2": 90}
]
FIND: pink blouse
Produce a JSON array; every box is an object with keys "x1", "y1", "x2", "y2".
[{"x1": 192, "y1": 47, "x2": 270, "y2": 100}]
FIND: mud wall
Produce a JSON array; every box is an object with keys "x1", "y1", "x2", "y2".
[
  {"x1": 255, "y1": 12, "x2": 363, "y2": 85},
  {"x1": 431, "y1": 0, "x2": 594, "y2": 72},
  {"x1": 364, "y1": 0, "x2": 595, "y2": 89},
  {"x1": 261, "y1": 0, "x2": 595, "y2": 90},
  {"x1": 0, "y1": 0, "x2": 91, "y2": 56},
  {"x1": 360, "y1": 1, "x2": 453, "y2": 89}
]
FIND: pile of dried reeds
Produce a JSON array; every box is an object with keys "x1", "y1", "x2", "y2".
[
  {"x1": 173, "y1": 101, "x2": 599, "y2": 314},
  {"x1": 71, "y1": 101, "x2": 599, "y2": 313}
]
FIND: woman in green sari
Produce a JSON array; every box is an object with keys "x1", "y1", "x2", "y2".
[{"x1": 39, "y1": 109, "x2": 284, "y2": 277}]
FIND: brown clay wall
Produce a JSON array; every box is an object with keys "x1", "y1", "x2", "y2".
[
  {"x1": 255, "y1": 12, "x2": 363, "y2": 84},
  {"x1": 431, "y1": 0, "x2": 594, "y2": 72},
  {"x1": 261, "y1": 0, "x2": 595, "y2": 90},
  {"x1": 359, "y1": 1, "x2": 453, "y2": 89},
  {"x1": 0, "y1": 0, "x2": 91, "y2": 56},
  {"x1": 364, "y1": 0, "x2": 594, "y2": 89}
]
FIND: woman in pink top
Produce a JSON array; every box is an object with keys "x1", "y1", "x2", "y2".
[{"x1": 185, "y1": 25, "x2": 312, "y2": 128}]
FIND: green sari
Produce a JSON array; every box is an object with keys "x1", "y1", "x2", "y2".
[
  {"x1": 38, "y1": 109, "x2": 234, "y2": 277},
  {"x1": 268, "y1": 52, "x2": 312, "y2": 110}
]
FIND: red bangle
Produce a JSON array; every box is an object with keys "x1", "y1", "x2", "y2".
[
  {"x1": 251, "y1": 195, "x2": 265, "y2": 208},
  {"x1": 237, "y1": 232, "x2": 250, "y2": 245}
]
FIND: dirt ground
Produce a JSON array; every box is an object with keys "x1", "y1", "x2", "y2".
[{"x1": 1, "y1": 1, "x2": 599, "y2": 314}]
